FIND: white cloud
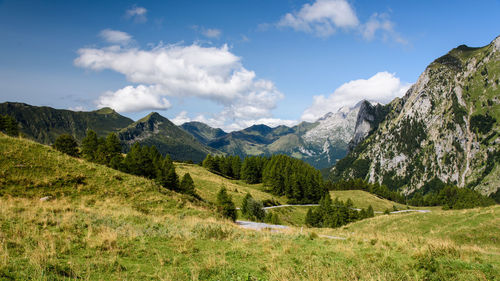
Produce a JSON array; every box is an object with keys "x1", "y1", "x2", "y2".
[
  {"x1": 301, "y1": 72, "x2": 411, "y2": 122},
  {"x1": 96, "y1": 84, "x2": 171, "y2": 112},
  {"x1": 361, "y1": 13, "x2": 407, "y2": 44},
  {"x1": 277, "y1": 0, "x2": 406, "y2": 43},
  {"x1": 171, "y1": 110, "x2": 297, "y2": 132},
  {"x1": 172, "y1": 111, "x2": 191, "y2": 125},
  {"x1": 199, "y1": 114, "x2": 298, "y2": 132},
  {"x1": 278, "y1": 0, "x2": 359, "y2": 37},
  {"x1": 192, "y1": 26, "x2": 222, "y2": 39},
  {"x1": 126, "y1": 6, "x2": 147, "y2": 23},
  {"x1": 99, "y1": 29, "x2": 132, "y2": 45},
  {"x1": 75, "y1": 37, "x2": 284, "y2": 123},
  {"x1": 202, "y1": 28, "x2": 221, "y2": 38}
]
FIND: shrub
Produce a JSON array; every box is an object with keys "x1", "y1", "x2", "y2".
[
  {"x1": 241, "y1": 193, "x2": 265, "y2": 221},
  {"x1": 52, "y1": 134, "x2": 79, "y2": 157}
]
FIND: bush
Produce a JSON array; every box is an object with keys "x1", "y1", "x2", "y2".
[
  {"x1": 264, "y1": 212, "x2": 280, "y2": 225},
  {"x1": 52, "y1": 134, "x2": 79, "y2": 157},
  {"x1": 241, "y1": 193, "x2": 265, "y2": 221}
]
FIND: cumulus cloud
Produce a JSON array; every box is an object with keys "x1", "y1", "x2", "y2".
[
  {"x1": 75, "y1": 33, "x2": 285, "y2": 127},
  {"x1": 301, "y1": 72, "x2": 411, "y2": 122},
  {"x1": 277, "y1": 0, "x2": 405, "y2": 43},
  {"x1": 99, "y1": 29, "x2": 132, "y2": 45},
  {"x1": 96, "y1": 85, "x2": 171, "y2": 112},
  {"x1": 278, "y1": 0, "x2": 359, "y2": 37},
  {"x1": 125, "y1": 6, "x2": 147, "y2": 23}
]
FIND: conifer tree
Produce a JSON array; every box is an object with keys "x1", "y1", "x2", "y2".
[
  {"x1": 0, "y1": 115, "x2": 19, "y2": 137},
  {"x1": 216, "y1": 187, "x2": 237, "y2": 221},
  {"x1": 241, "y1": 193, "x2": 252, "y2": 216},
  {"x1": 367, "y1": 205, "x2": 374, "y2": 218},
  {"x1": 81, "y1": 129, "x2": 98, "y2": 161},
  {"x1": 105, "y1": 133, "x2": 122, "y2": 159},
  {"x1": 53, "y1": 134, "x2": 79, "y2": 157},
  {"x1": 180, "y1": 173, "x2": 196, "y2": 195}
]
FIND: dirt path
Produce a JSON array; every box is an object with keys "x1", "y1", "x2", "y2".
[{"x1": 235, "y1": 220, "x2": 289, "y2": 230}]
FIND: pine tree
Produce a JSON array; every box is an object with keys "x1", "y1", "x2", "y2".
[
  {"x1": 94, "y1": 137, "x2": 108, "y2": 165},
  {"x1": 165, "y1": 166, "x2": 179, "y2": 191},
  {"x1": 367, "y1": 205, "x2": 374, "y2": 218},
  {"x1": 180, "y1": 173, "x2": 195, "y2": 195},
  {"x1": 53, "y1": 134, "x2": 79, "y2": 157},
  {"x1": 0, "y1": 115, "x2": 19, "y2": 137},
  {"x1": 202, "y1": 154, "x2": 216, "y2": 171},
  {"x1": 241, "y1": 193, "x2": 252, "y2": 216},
  {"x1": 105, "y1": 133, "x2": 122, "y2": 159},
  {"x1": 81, "y1": 130, "x2": 98, "y2": 161},
  {"x1": 216, "y1": 187, "x2": 236, "y2": 221},
  {"x1": 109, "y1": 154, "x2": 125, "y2": 171}
]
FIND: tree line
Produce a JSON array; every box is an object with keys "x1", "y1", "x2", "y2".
[
  {"x1": 203, "y1": 154, "x2": 326, "y2": 204},
  {"x1": 305, "y1": 194, "x2": 374, "y2": 228},
  {"x1": 202, "y1": 155, "x2": 242, "y2": 179},
  {"x1": 328, "y1": 178, "x2": 495, "y2": 210},
  {"x1": 408, "y1": 183, "x2": 495, "y2": 209},
  {"x1": 52, "y1": 130, "x2": 196, "y2": 196}
]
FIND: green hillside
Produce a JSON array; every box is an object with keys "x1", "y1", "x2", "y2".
[
  {"x1": 0, "y1": 133, "x2": 498, "y2": 280},
  {"x1": 175, "y1": 163, "x2": 281, "y2": 206},
  {"x1": 119, "y1": 112, "x2": 219, "y2": 162},
  {"x1": 180, "y1": 121, "x2": 227, "y2": 145},
  {"x1": 330, "y1": 190, "x2": 408, "y2": 211},
  {"x1": 0, "y1": 102, "x2": 133, "y2": 144}
]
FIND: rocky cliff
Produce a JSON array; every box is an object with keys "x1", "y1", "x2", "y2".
[{"x1": 331, "y1": 36, "x2": 500, "y2": 195}]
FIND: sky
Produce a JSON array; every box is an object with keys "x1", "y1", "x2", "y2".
[{"x1": 0, "y1": 0, "x2": 499, "y2": 131}]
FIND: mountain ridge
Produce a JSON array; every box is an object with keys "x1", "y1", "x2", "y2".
[
  {"x1": 0, "y1": 102, "x2": 134, "y2": 144},
  {"x1": 331, "y1": 36, "x2": 500, "y2": 195}
]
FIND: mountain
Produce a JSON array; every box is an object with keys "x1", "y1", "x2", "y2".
[
  {"x1": 0, "y1": 102, "x2": 133, "y2": 143},
  {"x1": 181, "y1": 100, "x2": 387, "y2": 169},
  {"x1": 119, "y1": 112, "x2": 219, "y2": 162},
  {"x1": 180, "y1": 121, "x2": 227, "y2": 145},
  {"x1": 331, "y1": 36, "x2": 500, "y2": 195}
]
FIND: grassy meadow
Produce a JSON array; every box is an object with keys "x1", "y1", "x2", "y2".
[{"x1": 0, "y1": 133, "x2": 499, "y2": 280}]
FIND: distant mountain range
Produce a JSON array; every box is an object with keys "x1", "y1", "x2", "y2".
[
  {"x1": 3, "y1": 35, "x2": 499, "y2": 197},
  {"x1": 1, "y1": 100, "x2": 384, "y2": 169},
  {"x1": 181, "y1": 100, "x2": 388, "y2": 169}
]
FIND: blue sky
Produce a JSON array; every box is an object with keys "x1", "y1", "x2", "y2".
[{"x1": 0, "y1": 0, "x2": 499, "y2": 131}]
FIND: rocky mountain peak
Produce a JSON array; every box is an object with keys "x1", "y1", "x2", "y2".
[{"x1": 331, "y1": 35, "x2": 500, "y2": 195}]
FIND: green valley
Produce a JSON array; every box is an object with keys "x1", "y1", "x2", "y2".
[{"x1": 1, "y1": 133, "x2": 499, "y2": 280}]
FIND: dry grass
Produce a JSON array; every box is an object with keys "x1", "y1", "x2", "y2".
[{"x1": 1, "y1": 133, "x2": 499, "y2": 280}]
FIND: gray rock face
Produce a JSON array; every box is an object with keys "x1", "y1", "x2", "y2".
[
  {"x1": 180, "y1": 100, "x2": 387, "y2": 169},
  {"x1": 332, "y1": 36, "x2": 500, "y2": 195}
]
